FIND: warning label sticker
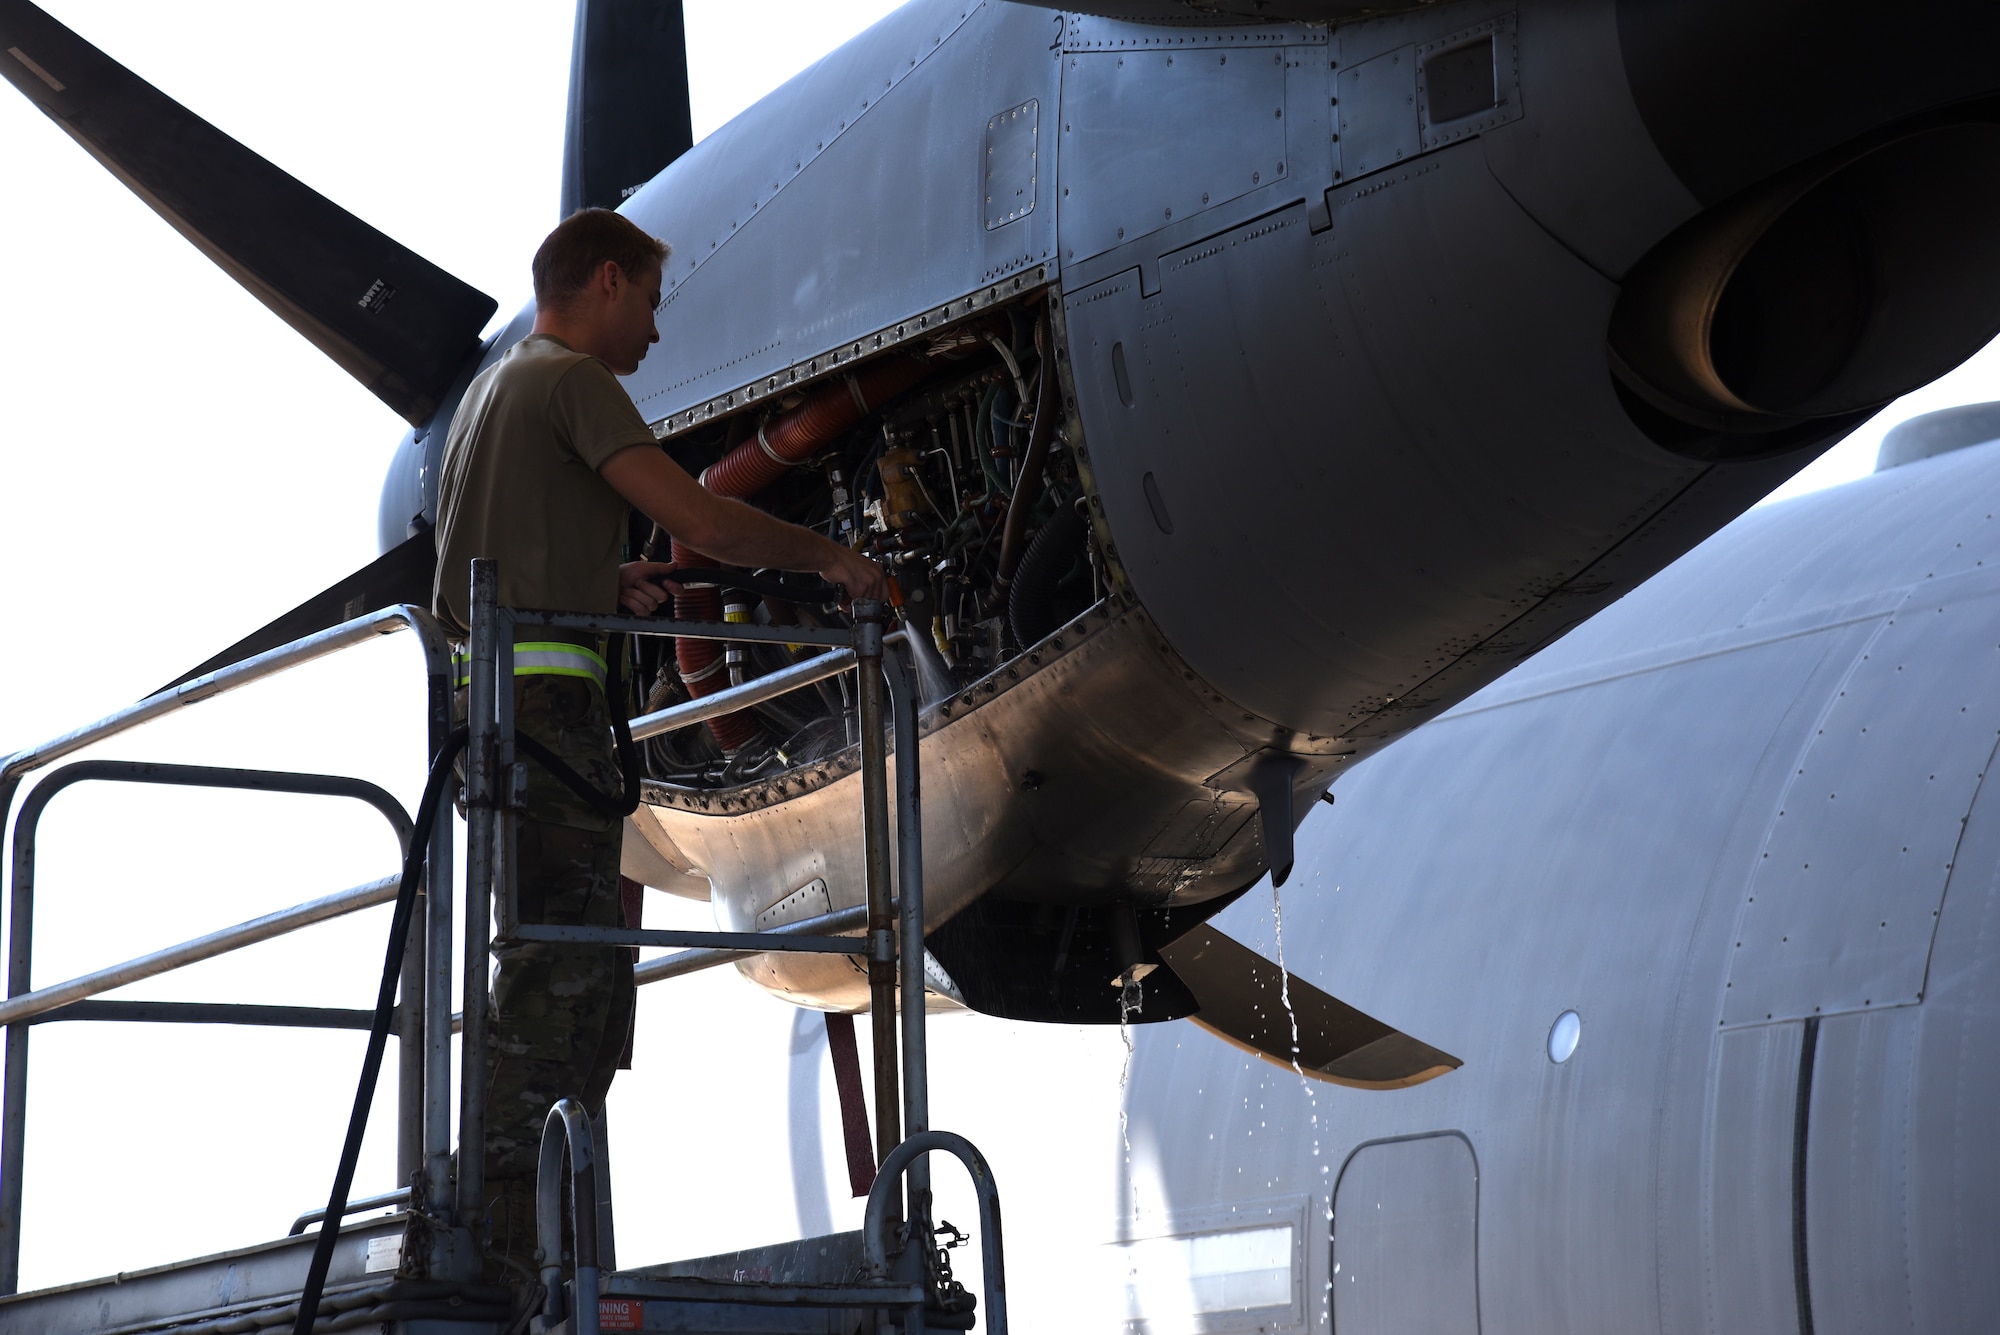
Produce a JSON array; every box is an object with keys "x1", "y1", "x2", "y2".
[{"x1": 599, "y1": 1298, "x2": 644, "y2": 1331}]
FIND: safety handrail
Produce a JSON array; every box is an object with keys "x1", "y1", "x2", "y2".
[
  {"x1": 0, "y1": 761, "x2": 417, "y2": 1294},
  {"x1": 0, "y1": 569, "x2": 1002, "y2": 1330},
  {"x1": 0, "y1": 603, "x2": 449, "y2": 807},
  {"x1": 862, "y1": 1130, "x2": 1008, "y2": 1335},
  {"x1": 0, "y1": 603, "x2": 455, "y2": 1297},
  {"x1": 627, "y1": 646, "x2": 855, "y2": 740},
  {"x1": 536, "y1": 1098, "x2": 602, "y2": 1335},
  {"x1": 0, "y1": 874, "x2": 401, "y2": 1028},
  {"x1": 289, "y1": 1187, "x2": 412, "y2": 1237}
]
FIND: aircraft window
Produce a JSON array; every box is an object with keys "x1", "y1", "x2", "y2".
[
  {"x1": 1548, "y1": 1009, "x2": 1582, "y2": 1063},
  {"x1": 1115, "y1": 1222, "x2": 1295, "y2": 1319}
]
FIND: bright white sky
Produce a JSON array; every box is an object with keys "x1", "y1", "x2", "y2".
[
  {"x1": 0, "y1": 0, "x2": 953, "y2": 1293},
  {"x1": 3, "y1": 0, "x2": 2000, "y2": 1302}
]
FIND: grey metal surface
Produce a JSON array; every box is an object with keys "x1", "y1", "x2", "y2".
[
  {"x1": 1116, "y1": 437, "x2": 2000, "y2": 1333},
  {"x1": 0, "y1": 1214, "x2": 432, "y2": 1335},
  {"x1": 1331, "y1": 1134, "x2": 1478, "y2": 1334},
  {"x1": 630, "y1": 597, "x2": 1340, "y2": 1013},
  {"x1": 1705, "y1": 1023, "x2": 1803, "y2": 1335},
  {"x1": 612, "y1": 0, "x2": 1062, "y2": 433},
  {"x1": 1717, "y1": 585, "x2": 2000, "y2": 1028},
  {"x1": 347, "y1": 0, "x2": 2000, "y2": 1033},
  {"x1": 1059, "y1": 136, "x2": 1747, "y2": 745},
  {"x1": 1058, "y1": 41, "x2": 1294, "y2": 267},
  {"x1": 1876, "y1": 400, "x2": 2000, "y2": 472}
]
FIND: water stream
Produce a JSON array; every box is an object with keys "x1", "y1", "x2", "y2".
[
  {"x1": 1272, "y1": 883, "x2": 1331, "y2": 1329},
  {"x1": 1117, "y1": 973, "x2": 1143, "y2": 1220}
]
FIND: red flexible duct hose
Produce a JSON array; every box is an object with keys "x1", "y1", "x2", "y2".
[
  {"x1": 701, "y1": 358, "x2": 928, "y2": 499},
  {"x1": 671, "y1": 537, "x2": 759, "y2": 753},
  {"x1": 675, "y1": 357, "x2": 928, "y2": 754}
]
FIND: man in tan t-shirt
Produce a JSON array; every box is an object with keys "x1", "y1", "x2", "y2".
[{"x1": 433, "y1": 209, "x2": 885, "y2": 1278}]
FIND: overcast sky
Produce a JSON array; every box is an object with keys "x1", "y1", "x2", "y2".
[{"x1": 4, "y1": 0, "x2": 2000, "y2": 1300}]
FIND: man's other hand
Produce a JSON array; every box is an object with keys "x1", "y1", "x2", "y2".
[
  {"x1": 618, "y1": 561, "x2": 681, "y2": 615},
  {"x1": 820, "y1": 546, "x2": 891, "y2": 602}
]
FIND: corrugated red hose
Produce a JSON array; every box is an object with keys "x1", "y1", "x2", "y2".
[{"x1": 675, "y1": 358, "x2": 927, "y2": 754}]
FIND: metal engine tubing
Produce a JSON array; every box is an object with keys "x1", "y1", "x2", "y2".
[{"x1": 672, "y1": 357, "x2": 928, "y2": 748}]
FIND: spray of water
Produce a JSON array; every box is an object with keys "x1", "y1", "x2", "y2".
[{"x1": 903, "y1": 622, "x2": 959, "y2": 707}]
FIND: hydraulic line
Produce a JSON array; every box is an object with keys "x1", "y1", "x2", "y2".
[
  {"x1": 993, "y1": 328, "x2": 1059, "y2": 595},
  {"x1": 293, "y1": 725, "x2": 465, "y2": 1335},
  {"x1": 675, "y1": 358, "x2": 927, "y2": 750}
]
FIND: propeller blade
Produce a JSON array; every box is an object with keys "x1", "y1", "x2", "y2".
[
  {"x1": 561, "y1": 0, "x2": 693, "y2": 217},
  {"x1": 0, "y1": 1, "x2": 496, "y2": 426},
  {"x1": 1159, "y1": 924, "x2": 1461, "y2": 1090},
  {"x1": 158, "y1": 532, "x2": 437, "y2": 694}
]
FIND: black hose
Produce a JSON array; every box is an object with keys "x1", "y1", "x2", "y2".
[
  {"x1": 294, "y1": 642, "x2": 647, "y2": 1331},
  {"x1": 294, "y1": 725, "x2": 468, "y2": 1335},
  {"x1": 1007, "y1": 504, "x2": 1087, "y2": 650}
]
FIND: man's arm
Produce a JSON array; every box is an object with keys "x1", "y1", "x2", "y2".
[{"x1": 599, "y1": 444, "x2": 889, "y2": 599}]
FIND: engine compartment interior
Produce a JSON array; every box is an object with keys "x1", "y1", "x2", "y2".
[{"x1": 629, "y1": 291, "x2": 1103, "y2": 789}]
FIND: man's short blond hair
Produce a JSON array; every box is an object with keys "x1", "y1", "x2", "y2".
[{"x1": 532, "y1": 208, "x2": 670, "y2": 309}]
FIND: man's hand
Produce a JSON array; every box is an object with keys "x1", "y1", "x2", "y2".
[
  {"x1": 601, "y1": 445, "x2": 892, "y2": 601},
  {"x1": 618, "y1": 561, "x2": 681, "y2": 615},
  {"x1": 818, "y1": 545, "x2": 891, "y2": 602}
]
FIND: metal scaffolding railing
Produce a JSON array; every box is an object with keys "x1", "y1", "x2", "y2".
[
  {"x1": 0, "y1": 603, "x2": 453, "y2": 1295},
  {"x1": 0, "y1": 559, "x2": 1001, "y2": 1332}
]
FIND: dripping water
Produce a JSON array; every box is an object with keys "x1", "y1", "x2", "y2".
[
  {"x1": 1272, "y1": 882, "x2": 1329, "y2": 1329},
  {"x1": 1118, "y1": 972, "x2": 1143, "y2": 1219}
]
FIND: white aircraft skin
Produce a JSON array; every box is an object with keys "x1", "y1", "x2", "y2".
[{"x1": 762, "y1": 432, "x2": 2000, "y2": 1334}]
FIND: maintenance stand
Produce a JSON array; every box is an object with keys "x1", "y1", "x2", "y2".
[{"x1": 0, "y1": 558, "x2": 1006, "y2": 1334}]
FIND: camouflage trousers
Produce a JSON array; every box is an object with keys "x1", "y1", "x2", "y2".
[{"x1": 459, "y1": 670, "x2": 634, "y2": 1277}]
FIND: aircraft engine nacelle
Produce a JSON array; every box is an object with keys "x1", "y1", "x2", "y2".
[{"x1": 592, "y1": 0, "x2": 2000, "y2": 1020}]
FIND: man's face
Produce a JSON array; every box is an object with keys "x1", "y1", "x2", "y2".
[{"x1": 604, "y1": 260, "x2": 662, "y2": 376}]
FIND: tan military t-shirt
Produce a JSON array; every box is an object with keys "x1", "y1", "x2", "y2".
[{"x1": 431, "y1": 334, "x2": 657, "y2": 635}]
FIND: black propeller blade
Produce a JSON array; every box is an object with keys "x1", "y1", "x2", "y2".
[
  {"x1": 157, "y1": 533, "x2": 438, "y2": 695},
  {"x1": 561, "y1": 0, "x2": 694, "y2": 217},
  {"x1": 1159, "y1": 924, "x2": 1462, "y2": 1089},
  {"x1": 0, "y1": 0, "x2": 496, "y2": 427}
]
